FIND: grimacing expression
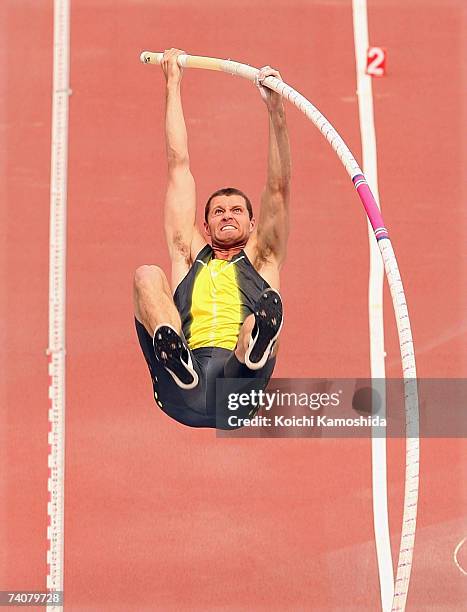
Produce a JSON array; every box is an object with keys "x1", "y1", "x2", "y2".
[{"x1": 204, "y1": 195, "x2": 255, "y2": 245}]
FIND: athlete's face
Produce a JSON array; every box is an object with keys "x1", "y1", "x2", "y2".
[{"x1": 204, "y1": 195, "x2": 255, "y2": 246}]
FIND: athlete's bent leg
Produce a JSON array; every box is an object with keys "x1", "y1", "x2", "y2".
[
  {"x1": 133, "y1": 265, "x2": 198, "y2": 390},
  {"x1": 133, "y1": 265, "x2": 181, "y2": 336}
]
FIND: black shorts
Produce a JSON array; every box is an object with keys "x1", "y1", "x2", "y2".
[{"x1": 135, "y1": 318, "x2": 276, "y2": 429}]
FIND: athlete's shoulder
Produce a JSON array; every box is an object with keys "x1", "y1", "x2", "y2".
[
  {"x1": 193, "y1": 243, "x2": 212, "y2": 263},
  {"x1": 190, "y1": 230, "x2": 209, "y2": 263}
]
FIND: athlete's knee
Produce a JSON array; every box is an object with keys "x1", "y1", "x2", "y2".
[{"x1": 134, "y1": 265, "x2": 167, "y2": 292}]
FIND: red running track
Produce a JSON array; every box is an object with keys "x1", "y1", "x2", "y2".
[{"x1": 1, "y1": 1, "x2": 466, "y2": 610}]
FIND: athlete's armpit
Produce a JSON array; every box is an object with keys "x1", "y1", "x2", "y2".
[
  {"x1": 256, "y1": 187, "x2": 290, "y2": 267},
  {"x1": 164, "y1": 163, "x2": 196, "y2": 260}
]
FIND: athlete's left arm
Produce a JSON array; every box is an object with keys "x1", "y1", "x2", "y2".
[{"x1": 255, "y1": 67, "x2": 291, "y2": 269}]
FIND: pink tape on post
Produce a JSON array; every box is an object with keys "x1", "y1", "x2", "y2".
[{"x1": 353, "y1": 174, "x2": 389, "y2": 240}]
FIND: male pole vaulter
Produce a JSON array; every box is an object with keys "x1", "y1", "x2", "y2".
[{"x1": 134, "y1": 48, "x2": 291, "y2": 428}]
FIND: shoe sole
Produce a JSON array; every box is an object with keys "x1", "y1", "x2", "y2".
[
  {"x1": 153, "y1": 324, "x2": 199, "y2": 390},
  {"x1": 245, "y1": 288, "x2": 283, "y2": 371}
]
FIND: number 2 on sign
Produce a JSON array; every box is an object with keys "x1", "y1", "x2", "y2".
[{"x1": 366, "y1": 47, "x2": 386, "y2": 77}]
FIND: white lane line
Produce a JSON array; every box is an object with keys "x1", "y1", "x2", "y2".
[
  {"x1": 454, "y1": 537, "x2": 467, "y2": 576},
  {"x1": 352, "y1": 1, "x2": 394, "y2": 611},
  {"x1": 47, "y1": 0, "x2": 70, "y2": 608}
]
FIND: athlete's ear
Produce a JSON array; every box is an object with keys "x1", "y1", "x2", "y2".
[
  {"x1": 249, "y1": 217, "x2": 256, "y2": 232},
  {"x1": 204, "y1": 221, "x2": 211, "y2": 237}
]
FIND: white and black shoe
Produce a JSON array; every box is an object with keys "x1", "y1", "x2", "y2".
[
  {"x1": 153, "y1": 325, "x2": 199, "y2": 390},
  {"x1": 245, "y1": 289, "x2": 283, "y2": 370}
]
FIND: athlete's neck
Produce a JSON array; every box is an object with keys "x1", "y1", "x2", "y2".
[{"x1": 211, "y1": 242, "x2": 246, "y2": 261}]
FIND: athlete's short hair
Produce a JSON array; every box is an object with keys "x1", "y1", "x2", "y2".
[{"x1": 204, "y1": 187, "x2": 253, "y2": 222}]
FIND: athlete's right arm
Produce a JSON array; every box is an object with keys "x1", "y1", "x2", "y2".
[{"x1": 162, "y1": 49, "x2": 205, "y2": 288}]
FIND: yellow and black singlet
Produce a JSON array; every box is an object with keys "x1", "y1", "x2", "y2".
[{"x1": 174, "y1": 245, "x2": 270, "y2": 351}]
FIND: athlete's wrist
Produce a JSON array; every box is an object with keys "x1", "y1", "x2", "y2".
[
  {"x1": 269, "y1": 106, "x2": 286, "y2": 125},
  {"x1": 166, "y1": 80, "x2": 182, "y2": 93}
]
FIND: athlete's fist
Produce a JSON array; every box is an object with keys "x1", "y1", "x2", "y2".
[
  {"x1": 161, "y1": 48, "x2": 186, "y2": 85},
  {"x1": 256, "y1": 65, "x2": 284, "y2": 112}
]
